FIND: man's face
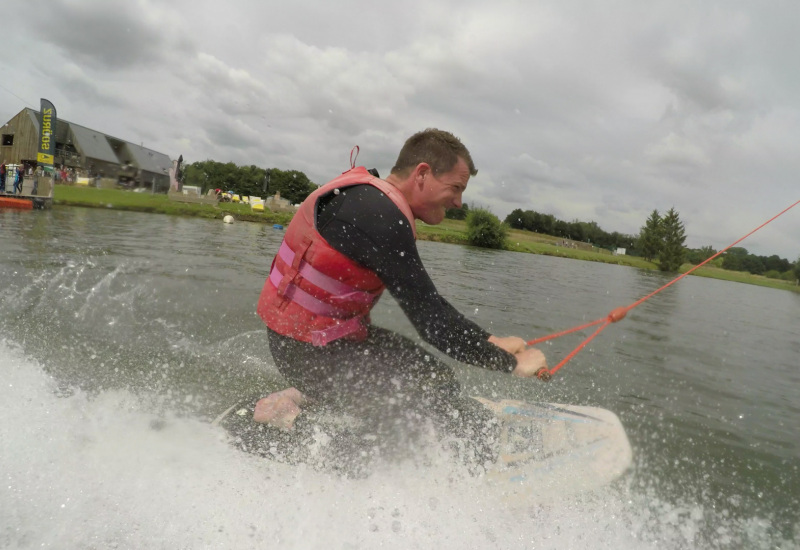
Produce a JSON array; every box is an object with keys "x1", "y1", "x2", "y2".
[{"x1": 415, "y1": 157, "x2": 470, "y2": 225}]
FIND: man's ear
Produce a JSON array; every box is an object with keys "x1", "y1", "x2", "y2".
[{"x1": 414, "y1": 163, "x2": 431, "y2": 188}]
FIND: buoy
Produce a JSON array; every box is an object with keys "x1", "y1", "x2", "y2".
[
  {"x1": 223, "y1": 215, "x2": 234, "y2": 224},
  {"x1": 272, "y1": 224, "x2": 284, "y2": 230}
]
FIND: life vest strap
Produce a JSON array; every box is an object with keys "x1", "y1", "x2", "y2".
[
  {"x1": 310, "y1": 316, "x2": 365, "y2": 346},
  {"x1": 276, "y1": 241, "x2": 375, "y2": 305},
  {"x1": 268, "y1": 266, "x2": 352, "y2": 319}
]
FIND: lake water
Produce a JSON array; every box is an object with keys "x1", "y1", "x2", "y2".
[{"x1": 1, "y1": 206, "x2": 798, "y2": 549}]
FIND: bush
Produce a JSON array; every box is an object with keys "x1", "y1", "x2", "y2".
[
  {"x1": 764, "y1": 270, "x2": 783, "y2": 279},
  {"x1": 466, "y1": 208, "x2": 508, "y2": 249}
]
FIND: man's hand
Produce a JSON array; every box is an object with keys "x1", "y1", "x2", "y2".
[
  {"x1": 511, "y1": 348, "x2": 549, "y2": 380},
  {"x1": 488, "y1": 335, "x2": 527, "y2": 355}
]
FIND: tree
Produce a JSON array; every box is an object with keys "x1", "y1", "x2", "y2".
[
  {"x1": 658, "y1": 207, "x2": 686, "y2": 271},
  {"x1": 446, "y1": 202, "x2": 470, "y2": 220},
  {"x1": 638, "y1": 210, "x2": 662, "y2": 262},
  {"x1": 658, "y1": 207, "x2": 687, "y2": 272},
  {"x1": 741, "y1": 255, "x2": 766, "y2": 275},
  {"x1": 581, "y1": 221, "x2": 603, "y2": 245},
  {"x1": 719, "y1": 247, "x2": 778, "y2": 275},
  {"x1": 794, "y1": 256, "x2": 800, "y2": 283},
  {"x1": 686, "y1": 245, "x2": 717, "y2": 265},
  {"x1": 519, "y1": 210, "x2": 538, "y2": 232},
  {"x1": 504, "y1": 208, "x2": 526, "y2": 229},
  {"x1": 182, "y1": 161, "x2": 317, "y2": 203},
  {"x1": 553, "y1": 219, "x2": 569, "y2": 238},
  {"x1": 763, "y1": 254, "x2": 791, "y2": 273},
  {"x1": 722, "y1": 247, "x2": 749, "y2": 271},
  {"x1": 539, "y1": 213, "x2": 555, "y2": 235},
  {"x1": 466, "y1": 208, "x2": 508, "y2": 249},
  {"x1": 272, "y1": 169, "x2": 316, "y2": 204},
  {"x1": 567, "y1": 221, "x2": 585, "y2": 242}
]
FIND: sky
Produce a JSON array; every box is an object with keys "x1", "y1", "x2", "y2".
[{"x1": 2, "y1": 0, "x2": 798, "y2": 260}]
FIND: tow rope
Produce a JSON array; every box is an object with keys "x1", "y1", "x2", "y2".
[{"x1": 529, "y1": 198, "x2": 800, "y2": 380}]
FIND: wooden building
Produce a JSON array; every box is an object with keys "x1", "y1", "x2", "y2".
[{"x1": 1, "y1": 108, "x2": 172, "y2": 191}]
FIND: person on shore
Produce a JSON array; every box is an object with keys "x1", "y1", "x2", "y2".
[
  {"x1": 0, "y1": 163, "x2": 6, "y2": 193},
  {"x1": 255, "y1": 128, "x2": 549, "y2": 471},
  {"x1": 13, "y1": 165, "x2": 23, "y2": 194},
  {"x1": 32, "y1": 166, "x2": 41, "y2": 195}
]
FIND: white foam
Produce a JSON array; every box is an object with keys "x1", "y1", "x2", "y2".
[{"x1": 1, "y1": 341, "x2": 794, "y2": 549}]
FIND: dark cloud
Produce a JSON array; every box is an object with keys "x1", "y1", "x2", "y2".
[
  {"x1": 57, "y1": 69, "x2": 126, "y2": 109},
  {"x1": 26, "y1": 0, "x2": 193, "y2": 70},
  {"x1": 204, "y1": 119, "x2": 259, "y2": 151}
]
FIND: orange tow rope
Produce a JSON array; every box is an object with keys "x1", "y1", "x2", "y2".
[{"x1": 529, "y1": 198, "x2": 800, "y2": 380}]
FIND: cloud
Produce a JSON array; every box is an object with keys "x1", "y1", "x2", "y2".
[
  {"x1": 48, "y1": 64, "x2": 126, "y2": 110},
  {"x1": 645, "y1": 132, "x2": 710, "y2": 167},
  {"x1": 25, "y1": 0, "x2": 193, "y2": 70}
]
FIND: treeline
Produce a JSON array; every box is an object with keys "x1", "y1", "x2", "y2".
[
  {"x1": 498, "y1": 206, "x2": 799, "y2": 280},
  {"x1": 182, "y1": 161, "x2": 317, "y2": 205},
  {"x1": 700, "y1": 246, "x2": 797, "y2": 280},
  {"x1": 503, "y1": 208, "x2": 637, "y2": 251}
]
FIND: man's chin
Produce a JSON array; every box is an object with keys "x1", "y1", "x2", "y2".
[
  {"x1": 430, "y1": 208, "x2": 448, "y2": 225},
  {"x1": 423, "y1": 214, "x2": 445, "y2": 225}
]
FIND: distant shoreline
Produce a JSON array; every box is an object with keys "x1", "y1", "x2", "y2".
[{"x1": 51, "y1": 185, "x2": 799, "y2": 294}]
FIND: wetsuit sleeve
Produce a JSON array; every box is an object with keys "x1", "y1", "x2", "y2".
[{"x1": 316, "y1": 184, "x2": 516, "y2": 372}]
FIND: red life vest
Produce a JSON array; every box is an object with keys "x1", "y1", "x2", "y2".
[{"x1": 257, "y1": 167, "x2": 416, "y2": 345}]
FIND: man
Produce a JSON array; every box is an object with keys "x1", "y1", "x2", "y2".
[
  {"x1": 255, "y1": 129, "x2": 548, "y2": 469},
  {"x1": 13, "y1": 165, "x2": 23, "y2": 194}
]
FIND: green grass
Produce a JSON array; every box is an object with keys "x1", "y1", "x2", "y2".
[
  {"x1": 53, "y1": 185, "x2": 799, "y2": 293},
  {"x1": 688, "y1": 265, "x2": 799, "y2": 292},
  {"x1": 417, "y1": 220, "x2": 656, "y2": 269},
  {"x1": 53, "y1": 185, "x2": 293, "y2": 225}
]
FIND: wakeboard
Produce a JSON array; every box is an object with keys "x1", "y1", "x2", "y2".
[
  {"x1": 213, "y1": 395, "x2": 632, "y2": 499},
  {"x1": 473, "y1": 397, "x2": 632, "y2": 502}
]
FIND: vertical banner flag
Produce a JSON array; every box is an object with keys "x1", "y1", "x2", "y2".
[{"x1": 37, "y1": 98, "x2": 56, "y2": 168}]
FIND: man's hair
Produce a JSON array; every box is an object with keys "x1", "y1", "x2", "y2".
[{"x1": 390, "y1": 128, "x2": 478, "y2": 177}]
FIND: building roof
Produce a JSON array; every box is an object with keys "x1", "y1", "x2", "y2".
[
  {"x1": 69, "y1": 123, "x2": 120, "y2": 164},
  {"x1": 19, "y1": 107, "x2": 171, "y2": 171},
  {"x1": 121, "y1": 142, "x2": 172, "y2": 175},
  {"x1": 26, "y1": 109, "x2": 38, "y2": 130}
]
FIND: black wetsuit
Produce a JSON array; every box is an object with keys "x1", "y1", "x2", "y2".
[{"x1": 267, "y1": 184, "x2": 516, "y2": 465}]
